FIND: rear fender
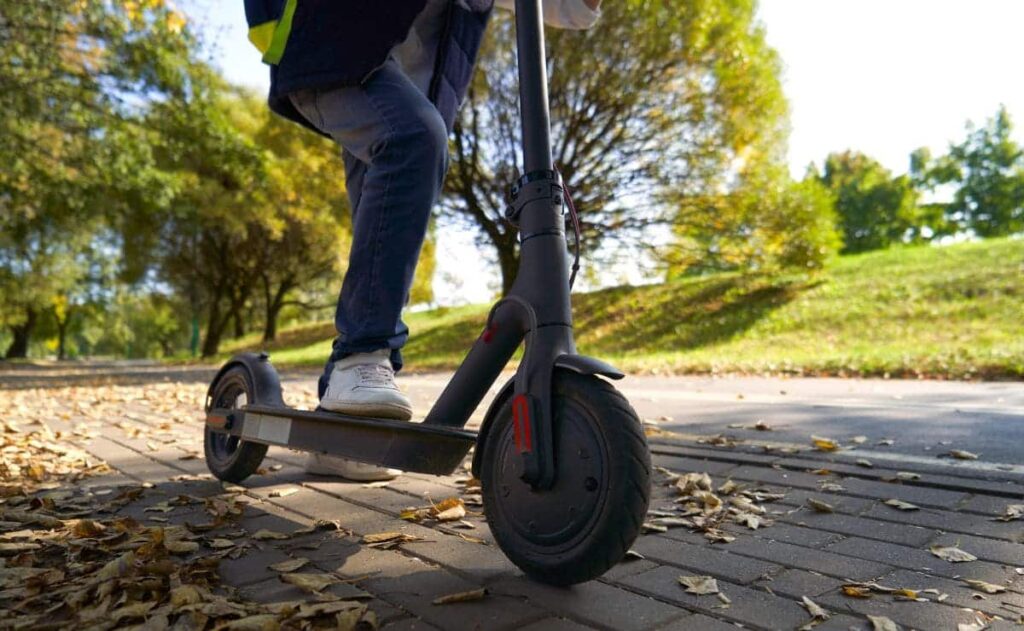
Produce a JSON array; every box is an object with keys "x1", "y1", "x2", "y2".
[{"x1": 205, "y1": 352, "x2": 285, "y2": 411}]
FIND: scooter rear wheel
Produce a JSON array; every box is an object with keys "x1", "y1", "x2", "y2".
[
  {"x1": 204, "y1": 366, "x2": 268, "y2": 483},
  {"x1": 481, "y1": 371, "x2": 651, "y2": 585}
]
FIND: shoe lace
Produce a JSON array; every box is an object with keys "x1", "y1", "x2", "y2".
[{"x1": 355, "y1": 364, "x2": 395, "y2": 387}]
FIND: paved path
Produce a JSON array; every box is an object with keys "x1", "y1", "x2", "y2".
[{"x1": 3, "y1": 363, "x2": 1022, "y2": 630}]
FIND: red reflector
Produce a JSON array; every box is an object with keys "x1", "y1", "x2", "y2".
[
  {"x1": 512, "y1": 394, "x2": 532, "y2": 453},
  {"x1": 482, "y1": 325, "x2": 496, "y2": 343}
]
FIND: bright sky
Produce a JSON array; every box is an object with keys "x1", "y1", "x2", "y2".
[{"x1": 182, "y1": 0, "x2": 1024, "y2": 302}]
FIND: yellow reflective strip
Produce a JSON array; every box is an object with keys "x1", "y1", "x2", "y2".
[
  {"x1": 248, "y1": 20, "x2": 277, "y2": 54},
  {"x1": 262, "y1": 0, "x2": 298, "y2": 65}
]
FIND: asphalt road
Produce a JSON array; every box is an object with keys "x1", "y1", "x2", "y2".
[
  {"x1": 3, "y1": 360, "x2": 1021, "y2": 468},
  {"x1": 392, "y1": 372, "x2": 1024, "y2": 469}
]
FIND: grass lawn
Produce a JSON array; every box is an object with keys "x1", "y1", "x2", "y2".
[{"x1": 219, "y1": 237, "x2": 1024, "y2": 379}]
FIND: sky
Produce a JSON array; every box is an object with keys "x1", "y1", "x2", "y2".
[{"x1": 182, "y1": 0, "x2": 1024, "y2": 301}]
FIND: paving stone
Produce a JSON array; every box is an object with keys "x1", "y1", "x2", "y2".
[
  {"x1": 380, "y1": 618, "x2": 442, "y2": 631},
  {"x1": 618, "y1": 564, "x2": 810, "y2": 629},
  {"x1": 516, "y1": 617, "x2": 599, "y2": 631},
  {"x1": 837, "y1": 477, "x2": 970, "y2": 509},
  {"x1": 364, "y1": 570, "x2": 545, "y2": 631},
  {"x1": 863, "y1": 502, "x2": 1023, "y2": 542},
  {"x1": 929, "y1": 531, "x2": 1024, "y2": 565},
  {"x1": 959, "y1": 493, "x2": 1024, "y2": 517},
  {"x1": 825, "y1": 536, "x2": 1019, "y2": 584},
  {"x1": 490, "y1": 576, "x2": 684, "y2": 631},
  {"x1": 777, "y1": 510, "x2": 937, "y2": 547},
  {"x1": 651, "y1": 612, "x2": 742, "y2": 631},
  {"x1": 816, "y1": 591, "x2": 978, "y2": 630},
  {"x1": 235, "y1": 575, "x2": 370, "y2": 604},
  {"x1": 726, "y1": 465, "x2": 827, "y2": 493},
  {"x1": 219, "y1": 545, "x2": 293, "y2": 587},
  {"x1": 756, "y1": 568, "x2": 845, "y2": 599},
  {"x1": 631, "y1": 535, "x2": 779, "y2": 584},
  {"x1": 720, "y1": 523, "x2": 845, "y2": 549},
  {"x1": 723, "y1": 537, "x2": 891, "y2": 581},
  {"x1": 879, "y1": 568, "x2": 1024, "y2": 618},
  {"x1": 601, "y1": 558, "x2": 660, "y2": 582},
  {"x1": 651, "y1": 454, "x2": 740, "y2": 476},
  {"x1": 775, "y1": 489, "x2": 878, "y2": 516},
  {"x1": 651, "y1": 444, "x2": 781, "y2": 468}
]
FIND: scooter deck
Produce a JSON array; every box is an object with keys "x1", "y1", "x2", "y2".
[{"x1": 206, "y1": 404, "x2": 477, "y2": 475}]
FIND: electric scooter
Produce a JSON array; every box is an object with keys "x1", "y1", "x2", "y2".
[{"x1": 203, "y1": 0, "x2": 651, "y2": 586}]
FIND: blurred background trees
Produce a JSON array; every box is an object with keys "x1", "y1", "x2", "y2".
[{"x1": 1, "y1": 1, "x2": 1021, "y2": 361}]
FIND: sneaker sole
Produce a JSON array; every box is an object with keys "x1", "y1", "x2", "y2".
[{"x1": 319, "y1": 400, "x2": 413, "y2": 421}]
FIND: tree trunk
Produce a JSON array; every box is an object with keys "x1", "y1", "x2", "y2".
[
  {"x1": 56, "y1": 319, "x2": 69, "y2": 361},
  {"x1": 496, "y1": 239, "x2": 519, "y2": 296},
  {"x1": 233, "y1": 309, "x2": 245, "y2": 339},
  {"x1": 262, "y1": 278, "x2": 293, "y2": 343},
  {"x1": 4, "y1": 308, "x2": 37, "y2": 359},
  {"x1": 262, "y1": 303, "x2": 281, "y2": 343},
  {"x1": 202, "y1": 300, "x2": 228, "y2": 358}
]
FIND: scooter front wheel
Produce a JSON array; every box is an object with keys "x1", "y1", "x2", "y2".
[
  {"x1": 204, "y1": 365, "x2": 268, "y2": 483},
  {"x1": 481, "y1": 371, "x2": 651, "y2": 585}
]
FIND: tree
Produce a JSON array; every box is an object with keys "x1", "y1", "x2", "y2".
[
  {"x1": 668, "y1": 164, "x2": 841, "y2": 275},
  {"x1": 0, "y1": 0, "x2": 194, "y2": 358},
  {"x1": 818, "y1": 151, "x2": 920, "y2": 253},
  {"x1": 444, "y1": 0, "x2": 788, "y2": 293},
  {"x1": 937, "y1": 107, "x2": 1024, "y2": 237}
]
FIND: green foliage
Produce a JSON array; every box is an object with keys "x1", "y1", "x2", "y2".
[
  {"x1": 670, "y1": 166, "x2": 841, "y2": 274},
  {"x1": 447, "y1": 0, "x2": 788, "y2": 292},
  {"x1": 913, "y1": 106, "x2": 1024, "y2": 238},
  {"x1": 818, "y1": 151, "x2": 922, "y2": 253},
  {"x1": 245, "y1": 238, "x2": 1024, "y2": 380}
]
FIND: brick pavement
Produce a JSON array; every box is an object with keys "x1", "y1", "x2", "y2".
[{"x1": 3, "y1": 367, "x2": 1023, "y2": 630}]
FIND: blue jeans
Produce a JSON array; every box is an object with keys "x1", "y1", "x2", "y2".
[{"x1": 288, "y1": 59, "x2": 449, "y2": 399}]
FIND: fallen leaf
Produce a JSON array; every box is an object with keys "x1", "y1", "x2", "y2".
[
  {"x1": 253, "y1": 529, "x2": 290, "y2": 541},
  {"x1": 268, "y1": 488, "x2": 298, "y2": 498},
  {"x1": 806, "y1": 498, "x2": 834, "y2": 513},
  {"x1": 895, "y1": 471, "x2": 920, "y2": 481},
  {"x1": 856, "y1": 459, "x2": 873, "y2": 468},
  {"x1": 884, "y1": 499, "x2": 920, "y2": 511},
  {"x1": 435, "y1": 504, "x2": 466, "y2": 522},
  {"x1": 995, "y1": 504, "x2": 1023, "y2": 522},
  {"x1": 280, "y1": 572, "x2": 338, "y2": 592},
  {"x1": 799, "y1": 596, "x2": 829, "y2": 628},
  {"x1": 432, "y1": 588, "x2": 487, "y2": 605},
  {"x1": 850, "y1": 436, "x2": 867, "y2": 444},
  {"x1": 929, "y1": 545, "x2": 977, "y2": 563},
  {"x1": 947, "y1": 449, "x2": 978, "y2": 460},
  {"x1": 269, "y1": 558, "x2": 309, "y2": 573},
  {"x1": 964, "y1": 579, "x2": 1006, "y2": 594},
  {"x1": 841, "y1": 585, "x2": 871, "y2": 598},
  {"x1": 623, "y1": 550, "x2": 645, "y2": 561},
  {"x1": 868, "y1": 615, "x2": 899, "y2": 631},
  {"x1": 678, "y1": 575, "x2": 719, "y2": 595},
  {"x1": 811, "y1": 436, "x2": 840, "y2": 452}
]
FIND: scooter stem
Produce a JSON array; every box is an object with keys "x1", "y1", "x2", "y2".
[{"x1": 515, "y1": 0, "x2": 554, "y2": 172}]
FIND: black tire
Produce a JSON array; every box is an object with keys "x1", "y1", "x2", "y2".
[
  {"x1": 204, "y1": 366, "x2": 268, "y2": 483},
  {"x1": 481, "y1": 370, "x2": 651, "y2": 585}
]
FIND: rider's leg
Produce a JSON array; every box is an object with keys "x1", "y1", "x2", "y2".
[{"x1": 289, "y1": 58, "x2": 448, "y2": 416}]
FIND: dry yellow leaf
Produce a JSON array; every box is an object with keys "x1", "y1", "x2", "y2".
[
  {"x1": 431, "y1": 588, "x2": 488, "y2": 605},
  {"x1": 841, "y1": 585, "x2": 871, "y2": 598},
  {"x1": 806, "y1": 498, "x2": 834, "y2": 513},
  {"x1": 929, "y1": 545, "x2": 977, "y2": 563},
  {"x1": 252, "y1": 529, "x2": 290, "y2": 541},
  {"x1": 678, "y1": 575, "x2": 719, "y2": 595},
  {"x1": 964, "y1": 579, "x2": 1006, "y2": 594},
  {"x1": 811, "y1": 436, "x2": 839, "y2": 452},
  {"x1": 280, "y1": 572, "x2": 338, "y2": 592},
  {"x1": 269, "y1": 558, "x2": 309, "y2": 573}
]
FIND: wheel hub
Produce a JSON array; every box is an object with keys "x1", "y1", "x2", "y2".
[{"x1": 493, "y1": 399, "x2": 607, "y2": 548}]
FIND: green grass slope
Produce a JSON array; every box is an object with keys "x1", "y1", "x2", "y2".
[{"x1": 222, "y1": 238, "x2": 1024, "y2": 379}]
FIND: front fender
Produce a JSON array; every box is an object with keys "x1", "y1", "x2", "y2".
[
  {"x1": 205, "y1": 352, "x2": 285, "y2": 411},
  {"x1": 470, "y1": 354, "x2": 623, "y2": 477}
]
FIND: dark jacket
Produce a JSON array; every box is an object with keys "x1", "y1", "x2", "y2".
[{"x1": 243, "y1": 0, "x2": 494, "y2": 134}]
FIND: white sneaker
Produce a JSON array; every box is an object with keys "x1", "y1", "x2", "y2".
[
  {"x1": 320, "y1": 349, "x2": 413, "y2": 420},
  {"x1": 305, "y1": 452, "x2": 401, "y2": 481}
]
